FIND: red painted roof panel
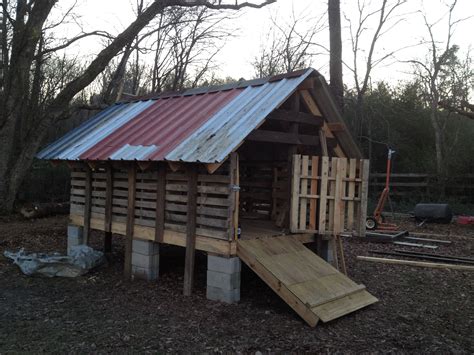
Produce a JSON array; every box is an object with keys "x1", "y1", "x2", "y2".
[{"x1": 79, "y1": 88, "x2": 241, "y2": 160}]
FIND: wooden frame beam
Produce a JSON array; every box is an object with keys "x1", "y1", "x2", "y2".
[
  {"x1": 104, "y1": 164, "x2": 113, "y2": 253},
  {"x1": 228, "y1": 153, "x2": 239, "y2": 240},
  {"x1": 124, "y1": 162, "x2": 136, "y2": 280},
  {"x1": 268, "y1": 109, "x2": 323, "y2": 126},
  {"x1": 83, "y1": 164, "x2": 92, "y2": 245},
  {"x1": 247, "y1": 129, "x2": 337, "y2": 147},
  {"x1": 183, "y1": 164, "x2": 198, "y2": 296},
  {"x1": 155, "y1": 162, "x2": 166, "y2": 242}
]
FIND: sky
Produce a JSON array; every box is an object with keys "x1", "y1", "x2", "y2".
[{"x1": 53, "y1": 0, "x2": 474, "y2": 88}]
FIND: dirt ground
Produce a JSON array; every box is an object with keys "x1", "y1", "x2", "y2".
[{"x1": 0, "y1": 215, "x2": 473, "y2": 353}]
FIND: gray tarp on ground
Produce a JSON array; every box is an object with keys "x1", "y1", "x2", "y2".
[{"x1": 3, "y1": 245, "x2": 105, "y2": 277}]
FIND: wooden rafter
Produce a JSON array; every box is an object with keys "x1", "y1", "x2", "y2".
[
  {"x1": 268, "y1": 109, "x2": 323, "y2": 126},
  {"x1": 246, "y1": 130, "x2": 337, "y2": 147}
]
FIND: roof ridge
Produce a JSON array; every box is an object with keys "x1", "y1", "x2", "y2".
[{"x1": 118, "y1": 67, "x2": 318, "y2": 104}]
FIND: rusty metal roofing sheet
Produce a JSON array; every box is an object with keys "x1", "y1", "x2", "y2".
[
  {"x1": 37, "y1": 68, "x2": 316, "y2": 162},
  {"x1": 166, "y1": 68, "x2": 313, "y2": 163},
  {"x1": 37, "y1": 100, "x2": 155, "y2": 160},
  {"x1": 79, "y1": 88, "x2": 241, "y2": 160}
]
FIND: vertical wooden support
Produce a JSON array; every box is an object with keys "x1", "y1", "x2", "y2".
[
  {"x1": 318, "y1": 157, "x2": 329, "y2": 234},
  {"x1": 286, "y1": 92, "x2": 300, "y2": 226},
  {"x1": 183, "y1": 164, "x2": 198, "y2": 296},
  {"x1": 290, "y1": 154, "x2": 301, "y2": 233},
  {"x1": 347, "y1": 159, "x2": 357, "y2": 231},
  {"x1": 319, "y1": 130, "x2": 329, "y2": 156},
  {"x1": 309, "y1": 156, "x2": 319, "y2": 230},
  {"x1": 155, "y1": 162, "x2": 166, "y2": 242},
  {"x1": 228, "y1": 153, "x2": 239, "y2": 240},
  {"x1": 124, "y1": 163, "x2": 136, "y2": 280},
  {"x1": 83, "y1": 164, "x2": 92, "y2": 245},
  {"x1": 328, "y1": 158, "x2": 337, "y2": 233},
  {"x1": 299, "y1": 155, "x2": 309, "y2": 230},
  {"x1": 333, "y1": 158, "x2": 344, "y2": 235},
  {"x1": 104, "y1": 164, "x2": 113, "y2": 253},
  {"x1": 357, "y1": 159, "x2": 370, "y2": 237},
  {"x1": 271, "y1": 167, "x2": 278, "y2": 221}
]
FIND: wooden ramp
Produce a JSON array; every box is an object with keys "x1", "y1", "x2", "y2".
[{"x1": 237, "y1": 236, "x2": 378, "y2": 327}]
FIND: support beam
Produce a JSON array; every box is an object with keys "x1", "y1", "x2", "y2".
[
  {"x1": 155, "y1": 162, "x2": 166, "y2": 242},
  {"x1": 268, "y1": 109, "x2": 324, "y2": 126},
  {"x1": 124, "y1": 163, "x2": 137, "y2": 280},
  {"x1": 311, "y1": 78, "x2": 363, "y2": 158},
  {"x1": 319, "y1": 130, "x2": 329, "y2": 156},
  {"x1": 183, "y1": 164, "x2": 198, "y2": 296},
  {"x1": 228, "y1": 153, "x2": 239, "y2": 240},
  {"x1": 357, "y1": 159, "x2": 370, "y2": 237},
  {"x1": 247, "y1": 130, "x2": 337, "y2": 147},
  {"x1": 83, "y1": 164, "x2": 92, "y2": 245},
  {"x1": 206, "y1": 161, "x2": 223, "y2": 174},
  {"x1": 104, "y1": 164, "x2": 113, "y2": 253},
  {"x1": 287, "y1": 92, "x2": 300, "y2": 228},
  {"x1": 300, "y1": 90, "x2": 346, "y2": 158},
  {"x1": 168, "y1": 161, "x2": 181, "y2": 172}
]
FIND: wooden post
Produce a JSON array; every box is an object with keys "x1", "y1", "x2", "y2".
[
  {"x1": 83, "y1": 163, "x2": 92, "y2": 245},
  {"x1": 357, "y1": 159, "x2": 370, "y2": 237},
  {"x1": 290, "y1": 155, "x2": 301, "y2": 233},
  {"x1": 104, "y1": 164, "x2": 113, "y2": 253},
  {"x1": 124, "y1": 162, "x2": 136, "y2": 280},
  {"x1": 155, "y1": 162, "x2": 166, "y2": 242},
  {"x1": 228, "y1": 153, "x2": 239, "y2": 240},
  {"x1": 286, "y1": 92, "x2": 300, "y2": 227},
  {"x1": 318, "y1": 157, "x2": 329, "y2": 234},
  {"x1": 183, "y1": 164, "x2": 198, "y2": 296},
  {"x1": 309, "y1": 156, "x2": 319, "y2": 230}
]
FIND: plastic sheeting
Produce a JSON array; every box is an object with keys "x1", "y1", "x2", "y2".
[{"x1": 3, "y1": 245, "x2": 105, "y2": 277}]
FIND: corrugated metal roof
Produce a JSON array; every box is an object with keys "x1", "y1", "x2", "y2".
[
  {"x1": 80, "y1": 88, "x2": 241, "y2": 161},
  {"x1": 37, "y1": 68, "x2": 317, "y2": 163},
  {"x1": 37, "y1": 100, "x2": 155, "y2": 160},
  {"x1": 167, "y1": 70, "x2": 313, "y2": 162}
]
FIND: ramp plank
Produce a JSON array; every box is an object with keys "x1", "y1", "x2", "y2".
[
  {"x1": 312, "y1": 290, "x2": 378, "y2": 322},
  {"x1": 237, "y1": 236, "x2": 378, "y2": 326}
]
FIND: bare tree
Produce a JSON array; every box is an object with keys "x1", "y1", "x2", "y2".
[
  {"x1": 409, "y1": 0, "x2": 473, "y2": 182},
  {"x1": 0, "y1": 0, "x2": 275, "y2": 213},
  {"x1": 252, "y1": 7, "x2": 326, "y2": 78},
  {"x1": 328, "y1": 0, "x2": 343, "y2": 111},
  {"x1": 344, "y1": 0, "x2": 407, "y2": 160}
]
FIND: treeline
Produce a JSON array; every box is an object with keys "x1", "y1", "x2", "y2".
[{"x1": 344, "y1": 81, "x2": 474, "y2": 176}]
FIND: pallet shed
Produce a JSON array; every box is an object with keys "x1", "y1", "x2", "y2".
[{"x1": 38, "y1": 68, "x2": 377, "y2": 326}]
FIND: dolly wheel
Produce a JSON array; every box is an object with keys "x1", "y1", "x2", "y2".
[{"x1": 366, "y1": 217, "x2": 378, "y2": 230}]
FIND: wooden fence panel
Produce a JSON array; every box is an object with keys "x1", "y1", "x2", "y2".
[{"x1": 291, "y1": 155, "x2": 370, "y2": 236}]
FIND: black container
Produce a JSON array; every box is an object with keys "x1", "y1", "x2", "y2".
[{"x1": 414, "y1": 203, "x2": 453, "y2": 223}]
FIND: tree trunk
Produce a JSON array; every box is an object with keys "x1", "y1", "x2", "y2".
[
  {"x1": 429, "y1": 104, "x2": 445, "y2": 196},
  {"x1": 328, "y1": 0, "x2": 344, "y2": 111}
]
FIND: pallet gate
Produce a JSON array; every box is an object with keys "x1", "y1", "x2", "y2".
[{"x1": 237, "y1": 236, "x2": 377, "y2": 327}]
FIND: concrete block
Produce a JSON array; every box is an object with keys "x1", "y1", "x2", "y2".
[
  {"x1": 318, "y1": 239, "x2": 334, "y2": 264},
  {"x1": 67, "y1": 225, "x2": 84, "y2": 256},
  {"x1": 206, "y1": 286, "x2": 240, "y2": 303},
  {"x1": 132, "y1": 239, "x2": 159, "y2": 256},
  {"x1": 131, "y1": 252, "x2": 159, "y2": 270},
  {"x1": 132, "y1": 265, "x2": 158, "y2": 281},
  {"x1": 67, "y1": 224, "x2": 84, "y2": 239},
  {"x1": 207, "y1": 270, "x2": 241, "y2": 291},
  {"x1": 208, "y1": 255, "x2": 241, "y2": 274}
]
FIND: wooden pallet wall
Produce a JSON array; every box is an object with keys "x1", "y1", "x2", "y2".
[
  {"x1": 290, "y1": 155, "x2": 369, "y2": 236},
  {"x1": 70, "y1": 162, "x2": 234, "y2": 241},
  {"x1": 239, "y1": 160, "x2": 287, "y2": 221}
]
